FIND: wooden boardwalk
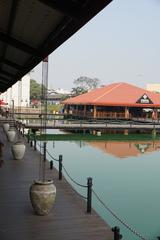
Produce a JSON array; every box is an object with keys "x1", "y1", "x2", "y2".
[
  {"x1": 24, "y1": 121, "x2": 160, "y2": 130},
  {"x1": 0, "y1": 127, "x2": 113, "y2": 240}
]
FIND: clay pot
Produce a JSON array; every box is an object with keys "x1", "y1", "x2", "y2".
[
  {"x1": 7, "y1": 129, "x2": 16, "y2": 142},
  {"x1": 11, "y1": 142, "x2": 26, "y2": 160},
  {"x1": 3, "y1": 123, "x2": 9, "y2": 132},
  {"x1": 30, "y1": 180, "x2": 56, "y2": 216}
]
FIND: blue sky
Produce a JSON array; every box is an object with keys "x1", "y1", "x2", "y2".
[{"x1": 31, "y1": 0, "x2": 160, "y2": 90}]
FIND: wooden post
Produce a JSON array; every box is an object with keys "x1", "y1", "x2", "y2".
[
  {"x1": 87, "y1": 177, "x2": 92, "y2": 213},
  {"x1": 30, "y1": 140, "x2": 33, "y2": 147},
  {"x1": 125, "y1": 106, "x2": 129, "y2": 119},
  {"x1": 59, "y1": 155, "x2": 63, "y2": 180},
  {"x1": 43, "y1": 142, "x2": 46, "y2": 162},
  {"x1": 27, "y1": 129, "x2": 30, "y2": 143},
  {"x1": 93, "y1": 105, "x2": 97, "y2": 119},
  {"x1": 50, "y1": 160, "x2": 53, "y2": 170},
  {"x1": 112, "y1": 226, "x2": 122, "y2": 240},
  {"x1": 84, "y1": 105, "x2": 86, "y2": 117},
  {"x1": 34, "y1": 134, "x2": 36, "y2": 150}
]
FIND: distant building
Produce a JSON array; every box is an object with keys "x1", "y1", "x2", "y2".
[
  {"x1": 48, "y1": 88, "x2": 71, "y2": 95},
  {"x1": 47, "y1": 93, "x2": 71, "y2": 105},
  {"x1": 146, "y1": 83, "x2": 160, "y2": 93},
  {"x1": 63, "y1": 82, "x2": 160, "y2": 120},
  {"x1": 0, "y1": 73, "x2": 30, "y2": 108}
]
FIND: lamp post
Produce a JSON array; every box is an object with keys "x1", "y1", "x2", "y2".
[{"x1": 11, "y1": 99, "x2": 14, "y2": 119}]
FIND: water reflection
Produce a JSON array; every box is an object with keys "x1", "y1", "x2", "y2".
[{"x1": 85, "y1": 140, "x2": 160, "y2": 158}]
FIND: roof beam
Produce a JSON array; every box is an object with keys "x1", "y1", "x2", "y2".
[
  {"x1": 2, "y1": 59, "x2": 22, "y2": 70},
  {"x1": 38, "y1": 0, "x2": 82, "y2": 19},
  {"x1": 0, "y1": 78, "x2": 10, "y2": 86},
  {"x1": 0, "y1": 70, "x2": 15, "y2": 78},
  {"x1": 0, "y1": 32, "x2": 38, "y2": 55},
  {"x1": 0, "y1": 75, "x2": 13, "y2": 82}
]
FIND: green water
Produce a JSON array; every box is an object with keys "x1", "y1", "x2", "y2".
[{"x1": 44, "y1": 130, "x2": 160, "y2": 240}]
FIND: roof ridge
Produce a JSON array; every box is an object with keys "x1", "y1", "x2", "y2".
[{"x1": 92, "y1": 82, "x2": 123, "y2": 102}]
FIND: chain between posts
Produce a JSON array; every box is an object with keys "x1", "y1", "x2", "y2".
[
  {"x1": 92, "y1": 189, "x2": 147, "y2": 240},
  {"x1": 45, "y1": 149, "x2": 92, "y2": 212},
  {"x1": 28, "y1": 139, "x2": 154, "y2": 239},
  {"x1": 46, "y1": 150, "x2": 59, "y2": 162},
  {"x1": 62, "y1": 164, "x2": 87, "y2": 188}
]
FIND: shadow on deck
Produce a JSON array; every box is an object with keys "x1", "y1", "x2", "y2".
[{"x1": 0, "y1": 127, "x2": 112, "y2": 240}]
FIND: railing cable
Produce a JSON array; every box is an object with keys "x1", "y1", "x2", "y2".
[
  {"x1": 62, "y1": 164, "x2": 87, "y2": 188},
  {"x1": 46, "y1": 150, "x2": 59, "y2": 162},
  {"x1": 63, "y1": 176, "x2": 87, "y2": 200},
  {"x1": 92, "y1": 189, "x2": 147, "y2": 240}
]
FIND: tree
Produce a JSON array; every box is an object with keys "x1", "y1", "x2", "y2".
[
  {"x1": 72, "y1": 76, "x2": 100, "y2": 96},
  {"x1": 30, "y1": 79, "x2": 46, "y2": 100}
]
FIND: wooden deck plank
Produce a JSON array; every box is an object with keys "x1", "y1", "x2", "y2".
[{"x1": 0, "y1": 127, "x2": 113, "y2": 240}]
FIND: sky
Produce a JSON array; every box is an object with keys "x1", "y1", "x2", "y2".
[{"x1": 30, "y1": 0, "x2": 160, "y2": 91}]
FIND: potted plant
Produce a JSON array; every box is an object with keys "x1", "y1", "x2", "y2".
[
  {"x1": 6, "y1": 128, "x2": 16, "y2": 142},
  {"x1": 3, "y1": 123, "x2": 10, "y2": 132},
  {"x1": 11, "y1": 141, "x2": 26, "y2": 160},
  {"x1": 29, "y1": 57, "x2": 56, "y2": 216},
  {"x1": 30, "y1": 179, "x2": 56, "y2": 215}
]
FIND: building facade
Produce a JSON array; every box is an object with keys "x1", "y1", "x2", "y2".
[
  {"x1": 63, "y1": 82, "x2": 160, "y2": 120},
  {"x1": 0, "y1": 73, "x2": 30, "y2": 108}
]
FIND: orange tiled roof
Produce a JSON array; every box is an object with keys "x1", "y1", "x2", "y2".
[{"x1": 63, "y1": 82, "x2": 160, "y2": 107}]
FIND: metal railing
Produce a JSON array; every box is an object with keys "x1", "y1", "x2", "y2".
[
  {"x1": 28, "y1": 139, "x2": 158, "y2": 240},
  {"x1": 46, "y1": 149, "x2": 93, "y2": 213}
]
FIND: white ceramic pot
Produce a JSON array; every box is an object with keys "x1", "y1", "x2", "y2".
[
  {"x1": 30, "y1": 180, "x2": 56, "y2": 216},
  {"x1": 3, "y1": 123, "x2": 10, "y2": 132},
  {"x1": 11, "y1": 142, "x2": 26, "y2": 160},
  {"x1": 7, "y1": 129, "x2": 16, "y2": 142}
]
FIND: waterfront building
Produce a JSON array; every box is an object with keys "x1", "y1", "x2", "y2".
[
  {"x1": 63, "y1": 82, "x2": 160, "y2": 120},
  {"x1": 0, "y1": 73, "x2": 30, "y2": 108}
]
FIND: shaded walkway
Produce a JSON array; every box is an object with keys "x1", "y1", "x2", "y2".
[{"x1": 0, "y1": 127, "x2": 112, "y2": 240}]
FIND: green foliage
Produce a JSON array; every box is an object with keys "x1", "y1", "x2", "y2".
[
  {"x1": 71, "y1": 86, "x2": 87, "y2": 95},
  {"x1": 28, "y1": 133, "x2": 156, "y2": 141},
  {"x1": 30, "y1": 79, "x2": 47, "y2": 100},
  {"x1": 72, "y1": 76, "x2": 100, "y2": 96},
  {"x1": 47, "y1": 104, "x2": 63, "y2": 113}
]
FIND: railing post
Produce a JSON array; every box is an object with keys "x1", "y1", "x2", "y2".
[
  {"x1": 59, "y1": 155, "x2": 63, "y2": 180},
  {"x1": 34, "y1": 134, "x2": 36, "y2": 150},
  {"x1": 112, "y1": 226, "x2": 122, "y2": 240},
  {"x1": 43, "y1": 142, "x2": 46, "y2": 161},
  {"x1": 27, "y1": 129, "x2": 30, "y2": 143},
  {"x1": 87, "y1": 177, "x2": 92, "y2": 213},
  {"x1": 50, "y1": 160, "x2": 53, "y2": 170},
  {"x1": 30, "y1": 140, "x2": 33, "y2": 147},
  {"x1": 22, "y1": 125, "x2": 25, "y2": 137}
]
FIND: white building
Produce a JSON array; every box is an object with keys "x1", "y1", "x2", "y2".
[
  {"x1": 0, "y1": 73, "x2": 30, "y2": 108},
  {"x1": 146, "y1": 83, "x2": 160, "y2": 93}
]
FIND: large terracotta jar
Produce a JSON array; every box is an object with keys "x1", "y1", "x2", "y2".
[
  {"x1": 3, "y1": 123, "x2": 9, "y2": 132},
  {"x1": 7, "y1": 129, "x2": 16, "y2": 142},
  {"x1": 11, "y1": 141, "x2": 26, "y2": 160},
  {"x1": 30, "y1": 180, "x2": 56, "y2": 216}
]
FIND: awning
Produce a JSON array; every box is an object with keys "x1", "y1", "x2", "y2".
[{"x1": 0, "y1": 0, "x2": 112, "y2": 92}]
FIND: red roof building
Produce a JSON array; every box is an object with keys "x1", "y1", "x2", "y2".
[{"x1": 63, "y1": 82, "x2": 160, "y2": 119}]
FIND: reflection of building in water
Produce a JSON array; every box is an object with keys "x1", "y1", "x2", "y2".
[{"x1": 87, "y1": 140, "x2": 160, "y2": 158}]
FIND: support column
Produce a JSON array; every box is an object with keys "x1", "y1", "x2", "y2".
[
  {"x1": 93, "y1": 105, "x2": 97, "y2": 119},
  {"x1": 125, "y1": 106, "x2": 129, "y2": 119},
  {"x1": 84, "y1": 105, "x2": 86, "y2": 117}
]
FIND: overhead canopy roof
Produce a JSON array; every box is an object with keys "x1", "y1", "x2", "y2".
[
  {"x1": 63, "y1": 82, "x2": 160, "y2": 107},
  {"x1": 0, "y1": 0, "x2": 112, "y2": 92}
]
